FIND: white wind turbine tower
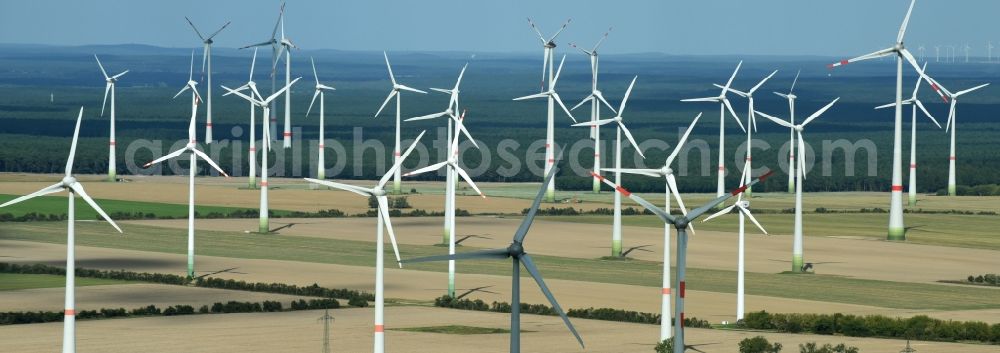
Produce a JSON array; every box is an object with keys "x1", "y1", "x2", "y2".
[
  {"x1": 988, "y1": 42, "x2": 994, "y2": 63},
  {"x1": 184, "y1": 16, "x2": 230, "y2": 144},
  {"x1": 720, "y1": 69, "x2": 778, "y2": 197},
  {"x1": 703, "y1": 162, "x2": 767, "y2": 322},
  {"x1": 757, "y1": 98, "x2": 840, "y2": 273},
  {"x1": 569, "y1": 28, "x2": 618, "y2": 194},
  {"x1": 935, "y1": 46, "x2": 941, "y2": 62},
  {"x1": 241, "y1": 2, "x2": 285, "y2": 145},
  {"x1": 525, "y1": 18, "x2": 573, "y2": 202},
  {"x1": 599, "y1": 113, "x2": 701, "y2": 340},
  {"x1": 305, "y1": 131, "x2": 425, "y2": 353},
  {"x1": 827, "y1": 0, "x2": 947, "y2": 241},
  {"x1": 223, "y1": 78, "x2": 301, "y2": 234},
  {"x1": 917, "y1": 45, "x2": 926, "y2": 62},
  {"x1": 964, "y1": 43, "x2": 971, "y2": 63},
  {"x1": 573, "y1": 76, "x2": 645, "y2": 259},
  {"x1": 229, "y1": 49, "x2": 263, "y2": 189},
  {"x1": 144, "y1": 81, "x2": 229, "y2": 279},
  {"x1": 305, "y1": 57, "x2": 336, "y2": 181},
  {"x1": 272, "y1": 5, "x2": 298, "y2": 149},
  {"x1": 924, "y1": 77, "x2": 989, "y2": 196},
  {"x1": 874, "y1": 62, "x2": 941, "y2": 206},
  {"x1": 0, "y1": 108, "x2": 123, "y2": 353},
  {"x1": 682, "y1": 62, "x2": 746, "y2": 196},
  {"x1": 405, "y1": 112, "x2": 485, "y2": 298},
  {"x1": 774, "y1": 70, "x2": 801, "y2": 194},
  {"x1": 94, "y1": 55, "x2": 127, "y2": 183},
  {"x1": 375, "y1": 51, "x2": 428, "y2": 193}
]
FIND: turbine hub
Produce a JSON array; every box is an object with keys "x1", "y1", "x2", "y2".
[
  {"x1": 614, "y1": 116, "x2": 623, "y2": 122},
  {"x1": 545, "y1": 41, "x2": 556, "y2": 48},
  {"x1": 508, "y1": 242, "x2": 524, "y2": 256},
  {"x1": 205, "y1": 39, "x2": 214, "y2": 45},
  {"x1": 895, "y1": 43, "x2": 904, "y2": 51},
  {"x1": 738, "y1": 200, "x2": 750, "y2": 208},
  {"x1": 61, "y1": 176, "x2": 76, "y2": 187},
  {"x1": 794, "y1": 125, "x2": 804, "y2": 132},
  {"x1": 674, "y1": 218, "x2": 690, "y2": 230},
  {"x1": 662, "y1": 167, "x2": 673, "y2": 176},
  {"x1": 372, "y1": 187, "x2": 386, "y2": 196}
]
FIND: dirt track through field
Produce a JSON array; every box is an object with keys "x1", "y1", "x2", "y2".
[{"x1": 0, "y1": 306, "x2": 995, "y2": 353}]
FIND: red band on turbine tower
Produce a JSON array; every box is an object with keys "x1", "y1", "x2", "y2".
[
  {"x1": 249, "y1": 147, "x2": 256, "y2": 152},
  {"x1": 318, "y1": 144, "x2": 324, "y2": 149},
  {"x1": 662, "y1": 288, "x2": 671, "y2": 295},
  {"x1": 948, "y1": 156, "x2": 956, "y2": 161},
  {"x1": 680, "y1": 281, "x2": 686, "y2": 298},
  {"x1": 260, "y1": 181, "x2": 269, "y2": 187},
  {"x1": 283, "y1": 132, "x2": 292, "y2": 137},
  {"x1": 891, "y1": 185, "x2": 903, "y2": 192},
  {"x1": 910, "y1": 164, "x2": 916, "y2": 168},
  {"x1": 375, "y1": 325, "x2": 385, "y2": 333},
  {"x1": 206, "y1": 123, "x2": 213, "y2": 127},
  {"x1": 109, "y1": 141, "x2": 116, "y2": 146},
  {"x1": 65, "y1": 309, "x2": 75, "y2": 316},
  {"x1": 718, "y1": 165, "x2": 725, "y2": 172}
]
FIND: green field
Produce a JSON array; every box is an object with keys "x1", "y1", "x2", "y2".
[
  {"x1": 3, "y1": 221, "x2": 1000, "y2": 311},
  {"x1": 0, "y1": 273, "x2": 133, "y2": 291},
  {"x1": 0, "y1": 193, "x2": 292, "y2": 219}
]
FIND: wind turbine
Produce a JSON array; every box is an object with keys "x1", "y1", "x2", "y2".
[
  {"x1": 272, "y1": 4, "x2": 298, "y2": 149},
  {"x1": 143, "y1": 82, "x2": 229, "y2": 279},
  {"x1": 407, "y1": 63, "x2": 475, "y2": 249},
  {"x1": 241, "y1": 2, "x2": 285, "y2": 145},
  {"x1": 757, "y1": 98, "x2": 840, "y2": 273},
  {"x1": 305, "y1": 57, "x2": 336, "y2": 181},
  {"x1": 305, "y1": 131, "x2": 425, "y2": 353},
  {"x1": 719, "y1": 70, "x2": 778, "y2": 197},
  {"x1": 404, "y1": 164, "x2": 584, "y2": 353},
  {"x1": 827, "y1": 0, "x2": 947, "y2": 241},
  {"x1": 222, "y1": 77, "x2": 301, "y2": 234},
  {"x1": 0, "y1": 107, "x2": 123, "y2": 353},
  {"x1": 917, "y1": 45, "x2": 926, "y2": 62},
  {"x1": 228, "y1": 49, "x2": 263, "y2": 189},
  {"x1": 681, "y1": 62, "x2": 746, "y2": 196},
  {"x1": 924, "y1": 77, "x2": 989, "y2": 196},
  {"x1": 702, "y1": 163, "x2": 767, "y2": 322},
  {"x1": 569, "y1": 27, "x2": 617, "y2": 194},
  {"x1": 573, "y1": 76, "x2": 644, "y2": 259},
  {"x1": 594, "y1": 169, "x2": 774, "y2": 353},
  {"x1": 988, "y1": 42, "x2": 994, "y2": 63},
  {"x1": 94, "y1": 55, "x2": 127, "y2": 183},
  {"x1": 523, "y1": 18, "x2": 574, "y2": 202},
  {"x1": 599, "y1": 113, "x2": 701, "y2": 340},
  {"x1": 874, "y1": 62, "x2": 942, "y2": 206},
  {"x1": 774, "y1": 70, "x2": 801, "y2": 194},
  {"x1": 375, "y1": 51, "x2": 428, "y2": 193},
  {"x1": 964, "y1": 43, "x2": 971, "y2": 63},
  {"x1": 935, "y1": 46, "x2": 941, "y2": 62},
  {"x1": 184, "y1": 16, "x2": 230, "y2": 144},
  {"x1": 404, "y1": 111, "x2": 485, "y2": 298}
]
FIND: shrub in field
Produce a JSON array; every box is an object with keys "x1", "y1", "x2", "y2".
[
  {"x1": 798, "y1": 342, "x2": 859, "y2": 353},
  {"x1": 739, "y1": 336, "x2": 783, "y2": 353},
  {"x1": 654, "y1": 338, "x2": 673, "y2": 353}
]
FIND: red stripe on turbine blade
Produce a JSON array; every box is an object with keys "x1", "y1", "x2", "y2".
[
  {"x1": 891, "y1": 185, "x2": 903, "y2": 192},
  {"x1": 615, "y1": 185, "x2": 631, "y2": 197},
  {"x1": 589, "y1": 171, "x2": 606, "y2": 181},
  {"x1": 375, "y1": 324, "x2": 385, "y2": 333},
  {"x1": 840, "y1": 60, "x2": 849, "y2": 65},
  {"x1": 662, "y1": 288, "x2": 671, "y2": 295},
  {"x1": 827, "y1": 64, "x2": 835, "y2": 69},
  {"x1": 759, "y1": 170, "x2": 775, "y2": 181}
]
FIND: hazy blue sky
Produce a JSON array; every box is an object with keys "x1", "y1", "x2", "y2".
[{"x1": 1, "y1": 0, "x2": 997, "y2": 56}]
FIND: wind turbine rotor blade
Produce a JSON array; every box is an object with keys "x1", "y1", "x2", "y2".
[
  {"x1": 397, "y1": 85, "x2": 427, "y2": 94},
  {"x1": 900, "y1": 49, "x2": 949, "y2": 102},
  {"x1": 112, "y1": 70, "x2": 128, "y2": 80},
  {"x1": 667, "y1": 113, "x2": 702, "y2": 166},
  {"x1": 202, "y1": 45, "x2": 208, "y2": 73},
  {"x1": 551, "y1": 55, "x2": 566, "y2": 88},
  {"x1": 206, "y1": 21, "x2": 231, "y2": 40},
  {"x1": 828, "y1": 47, "x2": 894, "y2": 68},
  {"x1": 429, "y1": 88, "x2": 451, "y2": 95},
  {"x1": 143, "y1": 148, "x2": 186, "y2": 168},
  {"x1": 403, "y1": 161, "x2": 448, "y2": 177},
  {"x1": 0, "y1": 183, "x2": 64, "y2": 208},
  {"x1": 303, "y1": 178, "x2": 372, "y2": 197},
  {"x1": 547, "y1": 18, "x2": 572, "y2": 42},
  {"x1": 272, "y1": 46, "x2": 286, "y2": 72},
  {"x1": 897, "y1": 0, "x2": 916, "y2": 44},
  {"x1": 454, "y1": 166, "x2": 486, "y2": 198},
  {"x1": 914, "y1": 100, "x2": 941, "y2": 128},
  {"x1": 220, "y1": 85, "x2": 261, "y2": 105},
  {"x1": 618, "y1": 76, "x2": 638, "y2": 115},
  {"x1": 455, "y1": 118, "x2": 479, "y2": 149},
  {"x1": 383, "y1": 51, "x2": 396, "y2": 85},
  {"x1": 592, "y1": 172, "x2": 675, "y2": 224},
  {"x1": 263, "y1": 77, "x2": 301, "y2": 104},
  {"x1": 184, "y1": 16, "x2": 206, "y2": 40},
  {"x1": 380, "y1": 131, "x2": 426, "y2": 187},
  {"x1": 101, "y1": 83, "x2": 111, "y2": 117},
  {"x1": 773, "y1": 92, "x2": 790, "y2": 99},
  {"x1": 572, "y1": 118, "x2": 616, "y2": 127},
  {"x1": 724, "y1": 99, "x2": 746, "y2": 132},
  {"x1": 798, "y1": 133, "x2": 807, "y2": 180},
  {"x1": 724, "y1": 61, "x2": 742, "y2": 90},
  {"x1": 376, "y1": 196, "x2": 403, "y2": 266},
  {"x1": 755, "y1": 110, "x2": 793, "y2": 129},
  {"x1": 374, "y1": 91, "x2": 397, "y2": 118},
  {"x1": 310, "y1": 57, "x2": 320, "y2": 85},
  {"x1": 739, "y1": 205, "x2": 768, "y2": 234},
  {"x1": 403, "y1": 248, "x2": 509, "y2": 264},
  {"x1": 520, "y1": 254, "x2": 584, "y2": 348},
  {"x1": 94, "y1": 55, "x2": 109, "y2": 79},
  {"x1": 241, "y1": 41, "x2": 274, "y2": 49},
  {"x1": 249, "y1": 48, "x2": 259, "y2": 81},
  {"x1": 689, "y1": 171, "x2": 774, "y2": 220},
  {"x1": 945, "y1": 101, "x2": 956, "y2": 132},
  {"x1": 681, "y1": 97, "x2": 719, "y2": 103},
  {"x1": 513, "y1": 92, "x2": 549, "y2": 101},
  {"x1": 715, "y1": 84, "x2": 747, "y2": 98},
  {"x1": 513, "y1": 165, "x2": 559, "y2": 243},
  {"x1": 955, "y1": 83, "x2": 990, "y2": 97},
  {"x1": 69, "y1": 183, "x2": 122, "y2": 233},
  {"x1": 874, "y1": 102, "x2": 897, "y2": 110},
  {"x1": 592, "y1": 27, "x2": 612, "y2": 52},
  {"x1": 65, "y1": 108, "x2": 84, "y2": 175},
  {"x1": 801, "y1": 98, "x2": 840, "y2": 127},
  {"x1": 600, "y1": 168, "x2": 660, "y2": 178},
  {"x1": 666, "y1": 174, "x2": 691, "y2": 217},
  {"x1": 570, "y1": 95, "x2": 593, "y2": 111},
  {"x1": 454, "y1": 63, "x2": 468, "y2": 91},
  {"x1": 701, "y1": 204, "x2": 736, "y2": 223},
  {"x1": 552, "y1": 93, "x2": 577, "y2": 123},
  {"x1": 618, "y1": 123, "x2": 644, "y2": 159},
  {"x1": 173, "y1": 84, "x2": 190, "y2": 100},
  {"x1": 595, "y1": 92, "x2": 618, "y2": 114},
  {"x1": 406, "y1": 111, "x2": 447, "y2": 122},
  {"x1": 750, "y1": 70, "x2": 779, "y2": 94},
  {"x1": 790, "y1": 69, "x2": 801, "y2": 93},
  {"x1": 192, "y1": 149, "x2": 230, "y2": 177},
  {"x1": 526, "y1": 17, "x2": 547, "y2": 43},
  {"x1": 271, "y1": 4, "x2": 284, "y2": 41},
  {"x1": 305, "y1": 90, "x2": 320, "y2": 117}
]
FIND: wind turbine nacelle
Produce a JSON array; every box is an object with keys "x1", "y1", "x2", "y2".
[
  {"x1": 62, "y1": 176, "x2": 77, "y2": 187},
  {"x1": 738, "y1": 200, "x2": 750, "y2": 208}
]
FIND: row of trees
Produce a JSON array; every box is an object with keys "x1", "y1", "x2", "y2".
[
  {"x1": 740, "y1": 311, "x2": 1000, "y2": 345},
  {"x1": 0, "y1": 299, "x2": 340, "y2": 326},
  {"x1": 656, "y1": 337, "x2": 860, "y2": 353},
  {"x1": 433, "y1": 295, "x2": 711, "y2": 328}
]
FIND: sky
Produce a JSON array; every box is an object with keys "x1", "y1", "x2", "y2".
[{"x1": 1, "y1": 0, "x2": 997, "y2": 56}]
